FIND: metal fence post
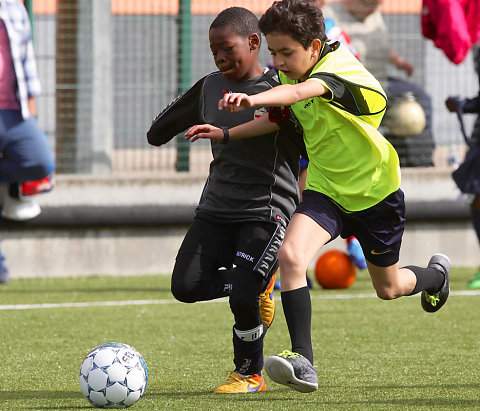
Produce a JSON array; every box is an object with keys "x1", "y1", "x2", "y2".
[
  {"x1": 175, "y1": 0, "x2": 191, "y2": 172},
  {"x1": 55, "y1": 0, "x2": 113, "y2": 174}
]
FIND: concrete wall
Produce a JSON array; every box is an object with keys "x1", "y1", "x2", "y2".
[{"x1": 2, "y1": 168, "x2": 478, "y2": 279}]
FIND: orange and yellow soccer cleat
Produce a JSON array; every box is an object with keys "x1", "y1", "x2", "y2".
[{"x1": 214, "y1": 371, "x2": 266, "y2": 394}]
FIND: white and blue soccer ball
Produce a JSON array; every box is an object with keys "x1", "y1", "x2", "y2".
[{"x1": 79, "y1": 342, "x2": 148, "y2": 408}]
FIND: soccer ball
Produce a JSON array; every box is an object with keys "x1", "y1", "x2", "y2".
[
  {"x1": 79, "y1": 342, "x2": 148, "y2": 408},
  {"x1": 315, "y1": 249, "x2": 356, "y2": 289},
  {"x1": 383, "y1": 92, "x2": 426, "y2": 137}
]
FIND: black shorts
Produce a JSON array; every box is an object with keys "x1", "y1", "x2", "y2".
[
  {"x1": 177, "y1": 216, "x2": 285, "y2": 278},
  {"x1": 295, "y1": 189, "x2": 405, "y2": 267}
]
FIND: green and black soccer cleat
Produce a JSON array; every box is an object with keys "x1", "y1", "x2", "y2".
[{"x1": 421, "y1": 254, "x2": 450, "y2": 313}]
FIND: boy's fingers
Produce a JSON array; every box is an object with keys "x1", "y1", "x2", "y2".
[
  {"x1": 186, "y1": 125, "x2": 211, "y2": 138},
  {"x1": 187, "y1": 132, "x2": 203, "y2": 142},
  {"x1": 186, "y1": 126, "x2": 201, "y2": 136}
]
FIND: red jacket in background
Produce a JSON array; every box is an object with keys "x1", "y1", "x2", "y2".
[{"x1": 422, "y1": 0, "x2": 480, "y2": 64}]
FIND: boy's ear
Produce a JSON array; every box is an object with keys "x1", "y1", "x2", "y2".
[
  {"x1": 311, "y1": 39, "x2": 322, "y2": 58},
  {"x1": 248, "y1": 33, "x2": 261, "y2": 51}
]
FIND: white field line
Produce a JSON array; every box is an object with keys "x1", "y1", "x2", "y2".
[{"x1": 0, "y1": 290, "x2": 479, "y2": 311}]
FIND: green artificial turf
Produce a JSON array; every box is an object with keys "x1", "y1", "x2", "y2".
[{"x1": 0, "y1": 267, "x2": 479, "y2": 410}]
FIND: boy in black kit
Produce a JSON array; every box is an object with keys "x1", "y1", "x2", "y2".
[{"x1": 147, "y1": 7, "x2": 304, "y2": 393}]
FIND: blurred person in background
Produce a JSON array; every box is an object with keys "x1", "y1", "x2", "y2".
[
  {"x1": 322, "y1": 0, "x2": 434, "y2": 166},
  {"x1": 0, "y1": 0, "x2": 55, "y2": 283},
  {"x1": 445, "y1": 43, "x2": 480, "y2": 288},
  {"x1": 322, "y1": 0, "x2": 414, "y2": 85}
]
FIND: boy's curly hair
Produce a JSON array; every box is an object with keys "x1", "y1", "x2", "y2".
[
  {"x1": 210, "y1": 7, "x2": 261, "y2": 40},
  {"x1": 259, "y1": 0, "x2": 327, "y2": 49}
]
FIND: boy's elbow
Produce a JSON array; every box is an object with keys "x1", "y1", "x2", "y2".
[
  {"x1": 147, "y1": 129, "x2": 168, "y2": 147},
  {"x1": 146, "y1": 129, "x2": 160, "y2": 146},
  {"x1": 147, "y1": 126, "x2": 178, "y2": 147}
]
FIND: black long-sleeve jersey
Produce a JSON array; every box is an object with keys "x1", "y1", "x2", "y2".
[{"x1": 147, "y1": 69, "x2": 305, "y2": 224}]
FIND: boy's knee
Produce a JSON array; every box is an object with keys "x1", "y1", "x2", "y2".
[
  {"x1": 171, "y1": 268, "x2": 197, "y2": 303},
  {"x1": 170, "y1": 280, "x2": 197, "y2": 303},
  {"x1": 374, "y1": 285, "x2": 400, "y2": 300},
  {"x1": 277, "y1": 243, "x2": 295, "y2": 265}
]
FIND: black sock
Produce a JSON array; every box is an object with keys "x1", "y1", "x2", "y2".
[
  {"x1": 281, "y1": 286, "x2": 313, "y2": 364},
  {"x1": 405, "y1": 265, "x2": 445, "y2": 295},
  {"x1": 233, "y1": 324, "x2": 266, "y2": 375}
]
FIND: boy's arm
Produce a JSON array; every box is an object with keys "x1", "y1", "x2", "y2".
[
  {"x1": 219, "y1": 82, "x2": 327, "y2": 112},
  {"x1": 185, "y1": 114, "x2": 280, "y2": 143},
  {"x1": 147, "y1": 77, "x2": 205, "y2": 146}
]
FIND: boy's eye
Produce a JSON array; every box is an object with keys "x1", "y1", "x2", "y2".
[
  {"x1": 282, "y1": 52, "x2": 293, "y2": 57},
  {"x1": 212, "y1": 47, "x2": 233, "y2": 57}
]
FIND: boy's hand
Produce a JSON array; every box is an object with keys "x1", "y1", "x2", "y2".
[
  {"x1": 218, "y1": 93, "x2": 254, "y2": 112},
  {"x1": 185, "y1": 124, "x2": 223, "y2": 143}
]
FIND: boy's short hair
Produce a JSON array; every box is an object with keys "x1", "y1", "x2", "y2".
[
  {"x1": 259, "y1": 0, "x2": 327, "y2": 49},
  {"x1": 210, "y1": 7, "x2": 261, "y2": 40}
]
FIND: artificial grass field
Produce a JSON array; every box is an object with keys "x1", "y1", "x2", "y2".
[{"x1": 1, "y1": 267, "x2": 479, "y2": 410}]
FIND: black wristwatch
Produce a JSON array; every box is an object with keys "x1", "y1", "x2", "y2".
[{"x1": 221, "y1": 127, "x2": 230, "y2": 144}]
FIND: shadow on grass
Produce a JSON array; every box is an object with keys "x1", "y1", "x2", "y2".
[
  {"x1": 144, "y1": 382, "x2": 480, "y2": 407},
  {"x1": 24, "y1": 407, "x2": 89, "y2": 410},
  {"x1": 0, "y1": 390, "x2": 81, "y2": 400},
  {"x1": 5, "y1": 385, "x2": 480, "y2": 409},
  {"x1": 0, "y1": 390, "x2": 90, "y2": 409}
]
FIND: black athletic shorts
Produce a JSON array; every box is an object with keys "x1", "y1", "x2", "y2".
[
  {"x1": 295, "y1": 189, "x2": 405, "y2": 267},
  {"x1": 177, "y1": 216, "x2": 286, "y2": 278}
]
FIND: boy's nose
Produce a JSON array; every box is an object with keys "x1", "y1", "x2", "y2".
[{"x1": 216, "y1": 50, "x2": 228, "y2": 61}]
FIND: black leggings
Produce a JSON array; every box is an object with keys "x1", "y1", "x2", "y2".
[{"x1": 171, "y1": 252, "x2": 267, "y2": 330}]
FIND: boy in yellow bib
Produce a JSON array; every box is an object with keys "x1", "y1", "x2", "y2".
[{"x1": 186, "y1": 0, "x2": 450, "y2": 393}]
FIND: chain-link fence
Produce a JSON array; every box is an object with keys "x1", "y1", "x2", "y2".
[{"x1": 31, "y1": 0, "x2": 478, "y2": 175}]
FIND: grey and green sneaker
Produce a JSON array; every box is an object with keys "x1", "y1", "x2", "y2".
[
  {"x1": 264, "y1": 350, "x2": 318, "y2": 393},
  {"x1": 421, "y1": 254, "x2": 450, "y2": 313}
]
